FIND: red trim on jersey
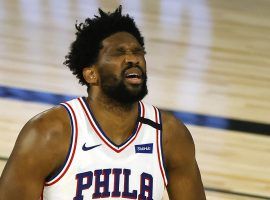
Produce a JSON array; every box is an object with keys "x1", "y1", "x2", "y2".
[
  {"x1": 154, "y1": 106, "x2": 167, "y2": 186},
  {"x1": 45, "y1": 102, "x2": 78, "y2": 186},
  {"x1": 78, "y1": 98, "x2": 145, "y2": 153}
]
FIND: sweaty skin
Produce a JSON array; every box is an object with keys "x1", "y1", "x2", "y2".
[
  {"x1": 161, "y1": 112, "x2": 206, "y2": 199},
  {"x1": 0, "y1": 32, "x2": 206, "y2": 200}
]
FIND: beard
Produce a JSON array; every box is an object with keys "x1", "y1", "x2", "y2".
[{"x1": 98, "y1": 65, "x2": 148, "y2": 105}]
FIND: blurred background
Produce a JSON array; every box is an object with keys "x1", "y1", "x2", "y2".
[{"x1": 0, "y1": 0, "x2": 270, "y2": 199}]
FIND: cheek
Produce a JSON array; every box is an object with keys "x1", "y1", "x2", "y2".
[
  {"x1": 142, "y1": 57, "x2": 146, "y2": 66},
  {"x1": 139, "y1": 56, "x2": 147, "y2": 70},
  {"x1": 103, "y1": 55, "x2": 124, "y2": 68},
  {"x1": 98, "y1": 57, "x2": 122, "y2": 74},
  {"x1": 98, "y1": 61, "x2": 123, "y2": 81},
  {"x1": 99, "y1": 68, "x2": 116, "y2": 84}
]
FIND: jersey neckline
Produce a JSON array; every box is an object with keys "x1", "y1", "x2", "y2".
[{"x1": 78, "y1": 97, "x2": 145, "y2": 153}]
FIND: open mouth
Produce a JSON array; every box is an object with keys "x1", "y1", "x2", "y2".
[
  {"x1": 125, "y1": 73, "x2": 142, "y2": 79},
  {"x1": 124, "y1": 68, "x2": 143, "y2": 84}
]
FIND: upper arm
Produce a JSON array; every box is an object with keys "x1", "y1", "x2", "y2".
[
  {"x1": 161, "y1": 112, "x2": 206, "y2": 200},
  {"x1": 0, "y1": 106, "x2": 70, "y2": 200}
]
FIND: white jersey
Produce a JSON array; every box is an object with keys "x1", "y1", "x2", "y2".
[{"x1": 42, "y1": 97, "x2": 168, "y2": 200}]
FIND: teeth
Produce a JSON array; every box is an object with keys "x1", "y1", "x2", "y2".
[{"x1": 126, "y1": 73, "x2": 140, "y2": 78}]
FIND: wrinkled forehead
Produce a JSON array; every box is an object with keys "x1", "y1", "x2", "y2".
[{"x1": 101, "y1": 32, "x2": 142, "y2": 51}]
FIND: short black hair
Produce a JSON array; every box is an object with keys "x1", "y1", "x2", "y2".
[{"x1": 64, "y1": 5, "x2": 145, "y2": 86}]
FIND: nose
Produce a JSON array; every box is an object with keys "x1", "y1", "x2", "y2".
[{"x1": 124, "y1": 52, "x2": 139, "y2": 65}]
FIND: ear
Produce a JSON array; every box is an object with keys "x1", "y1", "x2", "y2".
[{"x1": 83, "y1": 66, "x2": 99, "y2": 85}]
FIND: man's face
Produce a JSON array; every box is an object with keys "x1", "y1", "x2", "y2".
[{"x1": 96, "y1": 32, "x2": 148, "y2": 104}]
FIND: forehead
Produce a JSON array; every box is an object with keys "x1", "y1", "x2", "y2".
[{"x1": 101, "y1": 32, "x2": 141, "y2": 50}]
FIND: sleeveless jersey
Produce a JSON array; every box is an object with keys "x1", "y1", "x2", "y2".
[{"x1": 42, "y1": 97, "x2": 168, "y2": 200}]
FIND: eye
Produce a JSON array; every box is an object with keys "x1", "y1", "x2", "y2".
[
  {"x1": 109, "y1": 47, "x2": 146, "y2": 57},
  {"x1": 108, "y1": 50, "x2": 123, "y2": 57},
  {"x1": 133, "y1": 48, "x2": 146, "y2": 55},
  {"x1": 111, "y1": 48, "x2": 126, "y2": 56}
]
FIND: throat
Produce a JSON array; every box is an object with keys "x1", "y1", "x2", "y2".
[
  {"x1": 103, "y1": 96, "x2": 134, "y2": 113},
  {"x1": 86, "y1": 97, "x2": 140, "y2": 146}
]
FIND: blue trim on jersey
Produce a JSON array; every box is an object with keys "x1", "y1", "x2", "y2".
[
  {"x1": 158, "y1": 108, "x2": 169, "y2": 183},
  {"x1": 82, "y1": 97, "x2": 141, "y2": 148},
  {"x1": 45, "y1": 104, "x2": 74, "y2": 182}
]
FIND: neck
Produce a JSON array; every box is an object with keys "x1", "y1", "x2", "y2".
[
  {"x1": 86, "y1": 94, "x2": 139, "y2": 145},
  {"x1": 87, "y1": 94, "x2": 138, "y2": 116}
]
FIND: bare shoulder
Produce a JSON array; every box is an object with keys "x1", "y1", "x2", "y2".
[
  {"x1": 18, "y1": 105, "x2": 70, "y2": 153},
  {"x1": 159, "y1": 111, "x2": 206, "y2": 199},
  {"x1": 2, "y1": 105, "x2": 71, "y2": 180},
  {"x1": 160, "y1": 111, "x2": 195, "y2": 168},
  {"x1": 160, "y1": 110, "x2": 194, "y2": 149},
  {"x1": 0, "y1": 105, "x2": 72, "y2": 198}
]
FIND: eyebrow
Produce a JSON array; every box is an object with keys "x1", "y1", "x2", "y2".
[
  {"x1": 115, "y1": 46, "x2": 145, "y2": 52},
  {"x1": 133, "y1": 47, "x2": 145, "y2": 52}
]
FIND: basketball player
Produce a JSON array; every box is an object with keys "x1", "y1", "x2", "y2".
[{"x1": 0, "y1": 6, "x2": 206, "y2": 200}]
